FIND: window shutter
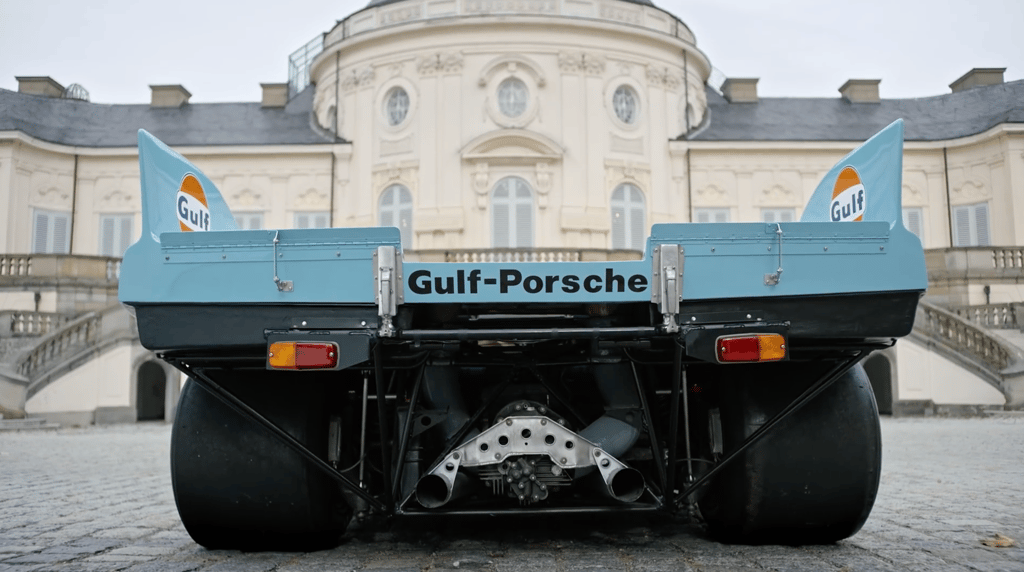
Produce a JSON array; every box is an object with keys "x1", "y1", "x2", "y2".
[
  {"x1": 902, "y1": 208, "x2": 923, "y2": 240},
  {"x1": 696, "y1": 210, "x2": 709, "y2": 223},
  {"x1": 492, "y1": 203, "x2": 509, "y2": 247},
  {"x1": 714, "y1": 210, "x2": 729, "y2": 223},
  {"x1": 118, "y1": 216, "x2": 132, "y2": 256},
  {"x1": 974, "y1": 203, "x2": 990, "y2": 246},
  {"x1": 33, "y1": 212, "x2": 49, "y2": 253},
  {"x1": 52, "y1": 213, "x2": 70, "y2": 254},
  {"x1": 953, "y1": 206, "x2": 971, "y2": 246},
  {"x1": 515, "y1": 201, "x2": 533, "y2": 248},
  {"x1": 314, "y1": 213, "x2": 329, "y2": 228},
  {"x1": 101, "y1": 217, "x2": 115, "y2": 257},
  {"x1": 296, "y1": 214, "x2": 310, "y2": 229}
]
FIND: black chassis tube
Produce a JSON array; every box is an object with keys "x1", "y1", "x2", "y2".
[
  {"x1": 373, "y1": 341, "x2": 394, "y2": 510},
  {"x1": 178, "y1": 363, "x2": 386, "y2": 514}
]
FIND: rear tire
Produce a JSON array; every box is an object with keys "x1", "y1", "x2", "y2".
[
  {"x1": 171, "y1": 376, "x2": 351, "y2": 551},
  {"x1": 700, "y1": 362, "x2": 881, "y2": 544}
]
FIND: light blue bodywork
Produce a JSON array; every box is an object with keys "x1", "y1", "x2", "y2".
[{"x1": 119, "y1": 120, "x2": 925, "y2": 308}]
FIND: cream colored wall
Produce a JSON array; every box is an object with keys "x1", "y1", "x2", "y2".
[
  {"x1": 3, "y1": 140, "x2": 76, "y2": 254},
  {"x1": 311, "y1": 12, "x2": 710, "y2": 250},
  {"x1": 895, "y1": 338, "x2": 1006, "y2": 405},
  {"x1": 0, "y1": 141, "x2": 13, "y2": 252},
  {"x1": 25, "y1": 343, "x2": 133, "y2": 415}
]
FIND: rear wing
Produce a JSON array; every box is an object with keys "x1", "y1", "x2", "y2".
[{"x1": 119, "y1": 121, "x2": 925, "y2": 317}]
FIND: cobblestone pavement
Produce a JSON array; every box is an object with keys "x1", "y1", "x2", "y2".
[{"x1": 1, "y1": 417, "x2": 1022, "y2": 572}]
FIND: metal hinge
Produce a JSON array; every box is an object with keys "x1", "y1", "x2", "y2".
[
  {"x1": 374, "y1": 245, "x2": 403, "y2": 337},
  {"x1": 764, "y1": 224, "x2": 784, "y2": 286},
  {"x1": 272, "y1": 231, "x2": 293, "y2": 292},
  {"x1": 651, "y1": 244, "x2": 683, "y2": 333}
]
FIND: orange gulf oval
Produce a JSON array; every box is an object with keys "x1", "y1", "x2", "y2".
[
  {"x1": 832, "y1": 166, "x2": 864, "y2": 222},
  {"x1": 178, "y1": 174, "x2": 209, "y2": 232}
]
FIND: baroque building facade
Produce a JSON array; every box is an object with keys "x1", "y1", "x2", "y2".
[{"x1": 1, "y1": 0, "x2": 1022, "y2": 423}]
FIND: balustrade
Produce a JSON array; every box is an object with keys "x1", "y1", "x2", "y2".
[
  {"x1": 918, "y1": 301, "x2": 1013, "y2": 371},
  {"x1": 950, "y1": 303, "x2": 1022, "y2": 330},
  {"x1": 16, "y1": 313, "x2": 100, "y2": 379},
  {"x1": 2, "y1": 312, "x2": 70, "y2": 337}
]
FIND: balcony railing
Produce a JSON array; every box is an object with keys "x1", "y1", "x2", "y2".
[
  {"x1": 950, "y1": 303, "x2": 1023, "y2": 330},
  {"x1": 407, "y1": 248, "x2": 644, "y2": 263},
  {"x1": 1, "y1": 312, "x2": 71, "y2": 337},
  {"x1": 0, "y1": 254, "x2": 122, "y2": 285}
]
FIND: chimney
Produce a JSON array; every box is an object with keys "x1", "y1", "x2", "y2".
[
  {"x1": 839, "y1": 79, "x2": 880, "y2": 103},
  {"x1": 150, "y1": 84, "x2": 191, "y2": 108},
  {"x1": 949, "y1": 68, "x2": 1006, "y2": 93},
  {"x1": 261, "y1": 83, "x2": 289, "y2": 108},
  {"x1": 721, "y1": 78, "x2": 758, "y2": 103},
  {"x1": 16, "y1": 76, "x2": 65, "y2": 98}
]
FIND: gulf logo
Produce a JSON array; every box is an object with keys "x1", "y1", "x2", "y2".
[
  {"x1": 830, "y1": 166, "x2": 865, "y2": 222},
  {"x1": 176, "y1": 174, "x2": 211, "y2": 232}
]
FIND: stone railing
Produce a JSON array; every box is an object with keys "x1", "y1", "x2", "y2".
[
  {"x1": 15, "y1": 312, "x2": 100, "y2": 379},
  {"x1": 991, "y1": 247, "x2": 1024, "y2": 269},
  {"x1": 407, "y1": 248, "x2": 644, "y2": 263},
  {"x1": 326, "y1": 0, "x2": 696, "y2": 47},
  {"x1": 950, "y1": 303, "x2": 1023, "y2": 330},
  {"x1": 0, "y1": 254, "x2": 122, "y2": 286},
  {"x1": 1, "y1": 312, "x2": 71, "y2": 337},
  {"x1": 916, "y1": 300, "x2": 1014, "y2": 372}
]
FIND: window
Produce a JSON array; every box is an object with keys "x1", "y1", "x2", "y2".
[
  {"x1": 762, "y1": 208, "x2": 795, "y2": 224},
  {"x1": 902, "y1": 207, "x2": 924, "y2": 242},
  {"x1": 294, "y1": 212, "x2": 330, "y2": 229},
  {"x1": 694, "y1": 208, "x2": 730, "y2": 223},
  {"x1": 384, "y1": 87, "x2": 409, "y2": 126},
  {"x1": 611, "y1": 184, "x2": 646, "y2": 251},
  {"x1": 491, "y1": 177, "x2": 534, "y2": 248},
  {"x1": 497, "y1": 78, "x2": 528, "y2": 118},
  {"x1": 613, "y1": 85, "x2": 639, "y2": 125},
  {"x1": 32, "y1": 209, "x2": 71, "y2": 254},
  {"x1": 952, "y1": 202, "x2": 989, "y2": 247},
  {"x1": 234, "y1": 213, "x2": 264, "y2": 230},
  {"x1": 379, "y1": 184, "x2": 413, "y2": 250},
  {"x1": 99, "y1": 214, "x2": 134, "y2": 257}
]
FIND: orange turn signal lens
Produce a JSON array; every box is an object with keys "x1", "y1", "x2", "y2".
[
  {"x1": 716, "y1": 334, "x2": 786, "y2": 363},
  {"x1": 268, "y1": 342, "x2": 339, "y2": 370}
]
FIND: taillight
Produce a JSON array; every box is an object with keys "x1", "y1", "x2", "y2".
[
  {"x1": 716, "y1": 334, "x2": 786, "y2": 363},
  {"x1": 268, "y1": 342, "x2": 339, "y2": 370}
]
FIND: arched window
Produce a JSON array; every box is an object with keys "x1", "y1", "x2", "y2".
[
  {"x1": 379, "y1": 184, "x2": 413, "y2": 249},
  {"x1": 491, "y1": 177, "x2": 534, "y2": 248},
  {"x1": 610, "y1": 183, "x2": 645, "y2": 251}
]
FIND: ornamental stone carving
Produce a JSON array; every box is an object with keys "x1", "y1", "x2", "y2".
[
  {"x1": 558, "y1": 52, "x2": 585, "y2": 74},
  {"x1": 419, "y1": 53, "x2": 464, "y2": 76},
  {"x1": 294, "y1": 188, "x2": 328, "y2": 209}
]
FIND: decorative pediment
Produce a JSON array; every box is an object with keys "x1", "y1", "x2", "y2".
[
  {"x1": 461, "y1": 130, "x2": 563, "y2": 162},
  {"x1": 478, "y1": 55, "x2": 546, "y2": 88}
]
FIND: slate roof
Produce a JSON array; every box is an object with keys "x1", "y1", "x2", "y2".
[
  {"x1": 690, "y1": 80, "x2": 1024, "y2": 142},
  {"x1": 0, "y1": 85, "x2": 336, "y2": 148}
]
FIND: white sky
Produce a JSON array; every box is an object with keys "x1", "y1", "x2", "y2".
[{"x1": 0, "y1": 0, "x2": 1021, "y2": 104}]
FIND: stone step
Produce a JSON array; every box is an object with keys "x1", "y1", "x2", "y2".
[{"x1": 0, "y1": 417, "x2": 60, "y2": 432}]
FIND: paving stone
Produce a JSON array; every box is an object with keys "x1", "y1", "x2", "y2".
[{"x1": 0, "y1": 418, "x2": 1021, "y2": 571}]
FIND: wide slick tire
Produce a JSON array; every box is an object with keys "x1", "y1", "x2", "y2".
[
  {"x1": 700, "y1": 362, "x2": 881, "y2": 545},
  {"x1": 170, "y1": 376, "x2": 351, "y2": 551}
]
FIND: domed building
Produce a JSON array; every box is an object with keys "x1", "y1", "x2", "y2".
[{"x1": 1, "y1": 0, "x2": 1022, "y2": 425}]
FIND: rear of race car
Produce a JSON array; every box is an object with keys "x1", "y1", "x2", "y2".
[{"x1": 120, "y1": 120, "x2": 925, "y2": 549}]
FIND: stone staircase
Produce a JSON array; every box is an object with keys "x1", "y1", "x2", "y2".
[{"x1": 911, "y1": 299, "x2": 1024, "y2": 407}]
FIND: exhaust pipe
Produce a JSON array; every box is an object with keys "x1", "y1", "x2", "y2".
[
  {"x1": 416, "y1": 471, "x2": 473, "y2": 508},
  {"x1": 588, "y1": 466, "x2": 645, "y2": 503}
]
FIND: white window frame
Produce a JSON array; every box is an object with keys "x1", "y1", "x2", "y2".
[
  {"x1": 99, "y1": 213, "x2": 134, "y2": 258},
  {"x1": 294, "y1": 212, "x2": 330, "y2": 229},
  {"x1": 694, "y1": 208, "x2": 730, "y2": 223},
  {"x1": 761, "y1": 208, "x2": 796, "y2": 224},
  {"x1": 379, "y1": 184, "x2": 413, "y2": 250},
  {"x1": 32, "y1": 209, "x2": 71, "y2": 254},
  {"x1": 234, "y1": 212, "x2": 264, "y2": 230},
  {"x1": 491, "y1": 177, "x2": 534, "y2": 248},
  {"x1": 902, "y1": 207, "x2": 924, "y2": 243},
  {"x1": 611, "y1": 183, "x2": 646, "y2": 251},
  {"x1": 952, "y1": 202, "x2": 990, "y2": 247}
]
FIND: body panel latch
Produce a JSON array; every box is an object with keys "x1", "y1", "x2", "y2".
[
  {"x1": 651, "y1": 244, "x2": 683, "y2": 333},
  {"x1": 374, "y1": 246, "x2": 403, "y2": 337}
]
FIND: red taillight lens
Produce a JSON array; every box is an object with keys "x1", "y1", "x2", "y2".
[
  {"x1": 716, "y1": 334, "x2": 786, "y2": 363},
  {"x1": 268, "y1": 342, "x2": 339, "y2": 370}
]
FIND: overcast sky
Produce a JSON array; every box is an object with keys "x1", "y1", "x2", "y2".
[{"x1": 1, "y1": 0, "x2": 1020, "y2": 104}]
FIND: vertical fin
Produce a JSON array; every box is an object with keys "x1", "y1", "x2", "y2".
[
  {"x1": 136, "y1": 129, "x2": 237, "y2": 243},
  {"x1": 801, "y1": 119, "x2": 905, "y2": 228}
]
